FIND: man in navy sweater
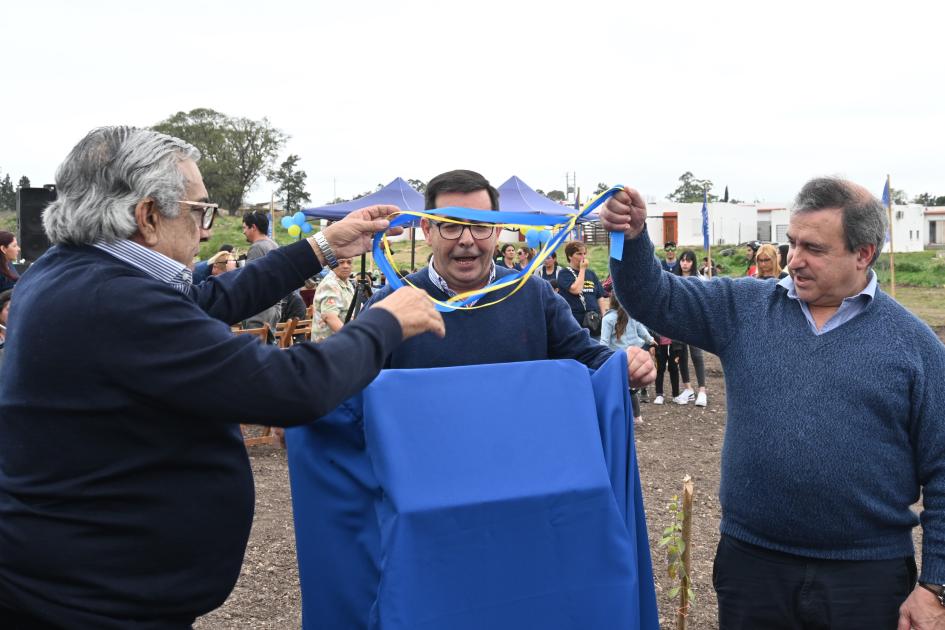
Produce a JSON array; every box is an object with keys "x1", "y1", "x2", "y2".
[
  {"x1": 601, "y1": 179, "x2": 945, "y2": 629},
  {"x1": 368, "y1": 169, "x2": 656, "y2": 381},
  {"x1": 0, "y1": 126, "x2": 444, "y2": 629}
]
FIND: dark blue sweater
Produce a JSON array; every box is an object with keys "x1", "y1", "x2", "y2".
[
  {"x1": 611, "y1": 228, "x2": 945, "y2": 582},
  {"x1": 367, "y1": 266, "x2": 611, "y2": 370},
  {"x1": 0, "y1": 240, "x2": 403, "y2": 628}
]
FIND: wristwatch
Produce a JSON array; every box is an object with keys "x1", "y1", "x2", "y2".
[
  {"x1": 919, "y1": 582, "x2": 945, "y2": 608},
  {"x1": 312, "y1": 232, "x2": 339, "y2": 269}
]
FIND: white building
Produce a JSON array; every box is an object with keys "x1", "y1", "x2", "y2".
[{"x1": 925, "y1": 207, "x2": 945, "y2": 248}]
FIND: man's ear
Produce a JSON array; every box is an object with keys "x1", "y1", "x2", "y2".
[
  {"x1": 133, "y1": 198, "x2": 160, "y2": 247},
  {"x1": 419, "y1": 218, "x2": 433, "y2": 240},
  {"x1": 856, "y1": 243, "x2": 877, "y2": 270}
]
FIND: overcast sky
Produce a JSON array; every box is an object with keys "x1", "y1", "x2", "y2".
[{"x1": 2, "y1": 0, "x2": 942, "y2": 206}]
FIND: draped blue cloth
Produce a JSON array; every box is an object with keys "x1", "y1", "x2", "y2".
[{"x1": 286, "y1": 352, "x2": 658, "y2": 630}]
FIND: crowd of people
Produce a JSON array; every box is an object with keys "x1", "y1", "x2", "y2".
[{"x1": 1, "y1": 125, "x2": 943, "y2": 630}]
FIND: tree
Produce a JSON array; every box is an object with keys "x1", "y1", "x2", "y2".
[
  {"x1": 18, "y1": 176, "x2": 30, "y2": 189},
  {"x1": 667, "y1": 171, "x2": 718, "y2": 203},
  {"x1": 722, "y1": 185, "x2": 729, "y2": 203},
  {"x1": 267, "y1": 154, "x2": 310, "y2": 214},
  {"x1": 152, "y1": 108, "x2": 287, "y2": 214},
  {"x1": 0, "y1": 173, "x2": 15, "y2": 212},
  {"x1": 546, "y1": 190, "x2": 566, "y2": 201},
  {"x1": 889, "y1": 188, "x2": 908, "y2": 205},
  {"x1": 407, "y1": 179, "x2": 426, "y2": 193},
  {"x1": 594, "y1": 182, "x2": 609, "y2": 195}
]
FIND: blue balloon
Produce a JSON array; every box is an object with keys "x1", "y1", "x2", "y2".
[
  {"x1": 293, "y1": 211, "x2": 306, "y2": 226},
  {"x1": 526, "y1": 231, "x2": 540, "y2": 248},
  {"x1": 538, "y1": 229, "x2": 552, "y2": 244},
  {"x1": 281, "y1": 216, "x2": 294, "y2": 229},
  {"x1": 301, "y1": 222, "x2": 313, "y2": 234}
]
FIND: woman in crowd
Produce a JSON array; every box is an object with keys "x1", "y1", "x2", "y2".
[
  {"x1": 517, "y1": 247, "x2": 535, "y2": 270},
  {"x1": 601, "y1": 294, "x2": 654, "y2": 425},
  {"x1": 0, "y1": 231, "x2": 21, "y2": 293},
  {"x1": 557, "y1": 241, "x2": 606, "y2": 337},
  {"x1": 753, "y1": 243, "x2": 782, "y2": 279},
  {"x1": 671, "y1": 250, "x2": 709, "y2": 406},
  {"x1": 496, "y1": 244, "x2": 520, "y2": 270},
  {"x1": 0, "y1": 289, "x2": 11, "y2": 371},
  {"x1": 536, "y1": 251, "x2": 560, "y2": 283},
  {"x1": 744, "y1": 240, "x2": 760, "y2": 276},
  {"x1": 311, "y1": 257, "x2": 355, "y2": 342}
]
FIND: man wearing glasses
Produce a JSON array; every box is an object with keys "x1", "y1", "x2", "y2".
[
  {"x1": 0, "y1": 126, "x2": 444, "y2": 628},
  {"x1": 661, "y1": 241, "x2": 677, "y2": 272},
  {"x1": 367, "y1": 169, "x2": 656, "y2": 378}
]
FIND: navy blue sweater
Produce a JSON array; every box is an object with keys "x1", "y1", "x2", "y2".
[
  {"x1": 367, "y1": 266, "x2": 611, "y2": 370},
  {"x1": 0, "y1": 240, "x2": 403, "y2": 627},
  {"x1": 611, "y1": 228, "x2": 945, "y2": 582}
]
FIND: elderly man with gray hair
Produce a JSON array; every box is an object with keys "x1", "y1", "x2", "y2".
[
  {"x1": 0, "y1": 126, "x2": 444, "y2": 629},
  {"x1": 601, "y1": 178, "x2": 945, "y2": 629}
]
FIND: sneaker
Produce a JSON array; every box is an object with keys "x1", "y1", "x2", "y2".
[
  {"x1": 673, "y1": 393, "x2": 689, "y2": 405},
  {"x1": 679, "y1": 388, "x2": 695, "y2": 402},
  {"x1": 633, "y1": 417, "x2": 644, "y2": 427},
  {"x1": 639, "y1": 388, "x2": 649, "y2": 403},
  {"x1": 653, "y1": 395, "x2": 664, "y2": 405},
  {"x1": 695, "y1": 392, "x2": 707, "y2": 407}
]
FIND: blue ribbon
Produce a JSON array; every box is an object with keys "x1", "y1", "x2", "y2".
[{"x1": 372, "y1": 186, "x2": 626, "y2": 312}]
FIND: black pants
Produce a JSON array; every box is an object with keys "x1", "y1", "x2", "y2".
[
  {"x1": 713, "y1": 534, "x2": 916, "y2": 630},
  {"x1": 654, "y1": 345, "x2": 679, "y2": 397}
]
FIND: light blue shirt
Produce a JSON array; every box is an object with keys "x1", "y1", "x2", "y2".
[
  {"x1": 777, "y1": 270, "x2": 877, "y2": 335},
  {"x1": 427, "y1": 259, "x2": 497, "y2": 306},
  {"x1": 92, "y1": 239, "x2": 193, "y2": 295}
]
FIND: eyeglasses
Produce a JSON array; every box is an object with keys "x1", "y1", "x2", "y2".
[
  {"x1": 432, "y1": 221, "x2": 495, "y2": 240},
  {"x1": 664, "y1": 246, "x2": 676, "y2": 251},
  {"x1": 178, "y1": 200, "x2": 218, "y2": 230}
]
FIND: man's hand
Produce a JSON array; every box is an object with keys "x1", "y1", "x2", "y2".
[
  {"x1": 626, "y1": 345, "x2": 656, "y2": 388},
  {"x1": 319, "y1": 205, "x2": 404, "y2": 260},
  {"x1": 599, "y1": 187, "x2": 647, "y2": 239},
  {"x1": 579, "y1": 258, "x2": 589, "y2": 270},
  {"x1": 370, "y1": 287, "x2": 445, "y2": 340},
  {"x1": 898, "y1": 586, "x2": 945, "y2": 629}
]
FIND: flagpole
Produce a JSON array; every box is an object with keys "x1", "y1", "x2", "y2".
[
  {"x1": 703, "y1": 186, "x2": 713, "y2": 278},
  {"x1": 886, "y1": 174, "x2": 896, "y2": 298}
]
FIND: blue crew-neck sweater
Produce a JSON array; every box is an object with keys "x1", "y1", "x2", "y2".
[
  {"x1": 611, "y1": 228, "x2": 945, "y2": 582},
  {"x1": 0, "y1": 239, "x2": 403, "y2": 628},
  {"x1": 367, "y1": 266, "x2": 612, "y2": 370}
]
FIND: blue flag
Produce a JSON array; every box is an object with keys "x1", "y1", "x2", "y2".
[
  {"x1": 702, "y1": 188, "x2": 710, "y2": 252},
  {"x1": 882, "y1": 178, "x2": 891, "y2": 208}
]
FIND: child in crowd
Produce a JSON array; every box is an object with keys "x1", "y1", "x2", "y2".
[{"x1": 601, "y1": 295, "x2": 654, "y2": 425}]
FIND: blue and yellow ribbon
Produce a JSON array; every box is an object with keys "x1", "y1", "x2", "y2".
[{"x1": 372, "y1": 186, "x2": 626, "y2": 312}]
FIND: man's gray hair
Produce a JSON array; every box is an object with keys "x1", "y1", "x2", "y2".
[
  {"x1": 791, "y1": 177, "x2": 887, "y2": 265},
  {"x1": 43, "y1": 127, "x2": 201, "y2": 245}
]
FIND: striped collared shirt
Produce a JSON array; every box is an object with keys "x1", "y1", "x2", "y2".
[
  {"x1": 92, "y1": 239, "x2": 193, "y2": 294},
  {"x1": 777, "y1": 269, "x2": 877, "y2": 335},
  {"x1": 427, "y1": 258, "x2": 497, "y2": 306}
]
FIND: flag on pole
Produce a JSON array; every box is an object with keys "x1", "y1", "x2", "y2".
[
  {"x1": 702, "y1": 188, "x2": 710, "y2": 252},
  {"x1": 882, "y1": 178, "x2": 891, "y2": 208},
  {"x1": 882, "y1": 176, "x2": 891, "y2": 246}
]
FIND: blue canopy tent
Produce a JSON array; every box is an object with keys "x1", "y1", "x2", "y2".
[
  {"x1": 302, "y1": 177, "x2": 425, "y2": 221},
  {"x1": 303, "y1": 177, "x2": 426, "y2": 269},
  {"x1": 496, "y1": 176, "x2": 578, "y2": 217}
]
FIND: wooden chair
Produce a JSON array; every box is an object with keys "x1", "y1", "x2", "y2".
[
  {"x1": 232, "y1": 323, "x2": 270, "y2": 343},
  {"x1": 275, "y1": 318, "x2": 298, "y2": 349},
  {"x1": 231, "y1": 323, "x2": 283, "y2": 447},
  {"x1": 292, "y1": 318, "x2": 314, "y2": 343}
]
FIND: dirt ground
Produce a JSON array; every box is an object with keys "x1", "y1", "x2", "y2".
[{"x1": 197, "y1": 328, "x2": 944, "y2": 629}]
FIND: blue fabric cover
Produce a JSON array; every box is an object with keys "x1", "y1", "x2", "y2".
[{"x1": 286, "y1": 352, "x2": 658, "y2": 630}]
